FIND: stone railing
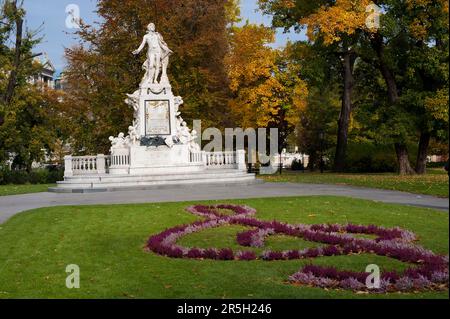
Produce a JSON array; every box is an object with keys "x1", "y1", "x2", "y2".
[
  {"x1": 202, "y1": 150, "x2": 247, "y2": 171},
  {"x1": 189, "y1": 150, "x2": 204, "y2": 164},
  {"x1": 204, "y1": 151, "x2": 236, "y2": 169},
  {"x1": 110, "y1": 149, "x2": 131, "y2": 168},
  {"x1": 64, "y1": 155, "x2": 111, "y2": 177},
  {"x1": 65, "y1": 150, "x2": 247, "y2": 177}
]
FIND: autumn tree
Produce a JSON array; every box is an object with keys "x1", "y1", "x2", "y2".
[
  {"x1": 259, "y1": 0, "x2": 372, "y2": 172},
  {"x1": 225, "y1": 23, "x2": 308, "y2": 155},
  {"x1": 259, "y1": 0, "x2": 449, "y2": 174},
  {"x1": 63, "y1": 0, "x2": 233, "y2": 154}
]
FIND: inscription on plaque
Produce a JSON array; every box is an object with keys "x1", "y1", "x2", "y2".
[{"x1": 145, "y1": 100, "x2": 170, "y2": 136}]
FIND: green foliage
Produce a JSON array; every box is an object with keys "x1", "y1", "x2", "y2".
[
  {"x1": 344, "y1": 143, "x2": 398, "y2": 173},
  {"x1": 291, "y1": 159, "x2": 304, "y2": 171},
  {"x1": 0, "y1": 167, "x2": 64, "y2": 185},
  {"x1": 427, "y1": 162, "x2": 448, "y2": 169},
  {"x1": 0, "y1": 1, "x2": 67, "y2": 170}
]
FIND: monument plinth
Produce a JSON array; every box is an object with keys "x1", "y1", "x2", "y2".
[{"x1": 52, "y1": 23, "x2": 256, "y2": 192}]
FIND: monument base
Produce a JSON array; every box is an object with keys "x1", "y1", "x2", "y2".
[
  {"x1": 50, "y1": 169, "x2": 258, "y2": 193},
  {"x1": 109, "y1": 144, "x2": 205, "y2": 175},
  {"x1": 52, "y1": 149, "x2": 257, "y2": 193}
]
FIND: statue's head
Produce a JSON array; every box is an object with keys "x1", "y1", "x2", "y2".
[{"x1": 147, "y1": 23, "x2": 156, "y2": 32}]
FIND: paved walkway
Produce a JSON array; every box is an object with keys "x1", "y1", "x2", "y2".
[{"x1": 0, "y1": 182, "x2": 448, "y2": 223}]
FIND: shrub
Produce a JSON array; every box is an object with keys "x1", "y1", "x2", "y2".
[
  {"x1": 427, "y1": 161, "x2": 447, "y2": 169},
  {"x1": 0, "y1": 167, "x2": 64, "y2": 185},
  {"x1": 6, "y1": 170, "x2": 29, "y2": 184},
  {"x1": 46, "y1": 166, "x2": 64, "y2": 183},
  {"x1": 291, "y1": 159, "x2": 304, "y2": 171},
  {"x1": 29, "y1": 169, "x2": 49, "y2": 184},
  {"x1": 344, "y1": 143, "x2": 398, "y2": 173}
]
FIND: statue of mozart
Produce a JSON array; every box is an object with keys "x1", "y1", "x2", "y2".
[{"x1": 133, "y1": 23, "x2": 173, "y2": 85}]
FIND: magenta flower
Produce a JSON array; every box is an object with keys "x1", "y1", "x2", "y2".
[{"x1": 145, "y1": 204, "x2": 449, "y2": 293}]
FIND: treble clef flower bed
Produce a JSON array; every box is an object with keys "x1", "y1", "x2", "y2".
[{"x1": 146, "y1": 204, "x2": 449, "y2": 293}]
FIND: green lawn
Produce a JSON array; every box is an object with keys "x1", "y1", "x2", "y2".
[
  {"x1": 260, "y1": 169, "x2": 449, "y2": 197},
  {"x1": 0, "y1": 196, "x2": 448, "y2": 299},
  {"x1": 0, "y1": 184, "x2": 55, "y2": 196}
]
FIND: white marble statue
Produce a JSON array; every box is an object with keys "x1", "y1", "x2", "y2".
[
  {"x1": 109, "y1": 133, "x2": 127, "y2": 149},
  {"x1": 133, "y1": 23, "x2": 173, "y2": 85},
  {"x1": 189, "y1": 129, "x2": 201, "y2": 152},
  {"x1": 127, "y1": 126, "x2": 140, "y2": 146},
  {"x1": 178, "y1": 121, "x2": 192, "y2": 144},
  {"x1": 125, "y1": 90, "x2": 141, "y2": 133}
]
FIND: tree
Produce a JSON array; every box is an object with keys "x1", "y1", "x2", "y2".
[
  {"x1": 288, "y1": 41, "x2": 341, "y2": 170},
  {"x1": 225, "y1": 23, "x2": 308, "y2": 155},
  {"x1": 259, "y1": 0, "x2": 373, "y2": 172},
  {"x1": 400, "y1": 0, "x2": 449, "y2": 174},
  {"x1": 63, "y1": 0, "x2": 234, "y2": 154},
  {"x1": 259, "y1": 0, "x2": 449, "y2": 174},
  {"x1": 0, "y1": 0, "x2": 65, "y2": 171}
]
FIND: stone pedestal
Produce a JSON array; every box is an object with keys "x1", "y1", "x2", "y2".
[
  {"x1": 108, "y1": 144, "x2": 204, "y2": 176},
  {"x1": 135, "y1": 84, "x2": 178, "y2": 139}
]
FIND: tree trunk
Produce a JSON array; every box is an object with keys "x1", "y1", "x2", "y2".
[
  {"x1": 371, "y1": 34, "x2": 415, "y2": 174},
  {"x1": 1, "y1": 1, "x2": 23, "y2": 108},
  {"x1": 415, "y1": 131, "x2": 431, "y2": 175},
  {"x1": 334, "y1": 50, "x2": 356, "y2": 172},
  {"x1": 395, "y1": 143, "x2": 415, "y2": 175},
  {"x1": 371, "y1": 34, "x2": 399, "y2": 104}
]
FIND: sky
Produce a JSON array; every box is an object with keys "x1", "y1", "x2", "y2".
[{"x1": 22, "y1": 0, "x2": 306, "y2": 73}]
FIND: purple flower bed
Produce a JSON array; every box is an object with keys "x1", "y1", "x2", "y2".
[{"x1": 146, "y1": 204, "x2": 449, "y2": 293}]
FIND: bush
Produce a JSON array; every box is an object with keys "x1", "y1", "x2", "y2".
[
  {"x1": 29, "y1": 169, "x2": 49, "y2": 184},
  {"x1": 291, "y1": 159, "x2": 304, "y2": 171},
  {"x1": 47, "y1": 167, "x2": 64, "y2": 183},
  {"x1": 0, "y1": 167, "x2": 64, "y2": 185},
  {"x1": 427, "y1": 161, "x2": 447, "y2": 169},
  {"x1": 344, "y1": 143, "x2": 398, "y2": 173}
]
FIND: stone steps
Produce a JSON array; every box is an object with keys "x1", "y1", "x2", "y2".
[{"x1": 49, "y1": 169, "x2": 258, "y2": 193}]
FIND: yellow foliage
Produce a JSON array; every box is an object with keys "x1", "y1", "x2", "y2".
[
  {"x1": 226, "y1": 24, "x2": 308, "y2": 129},
  {"x1": 425, "y1": 89, "x2": 449, "y2": 123},
  {"x1": 301, "y1": 0, "x2": 373, "y2": 45}
]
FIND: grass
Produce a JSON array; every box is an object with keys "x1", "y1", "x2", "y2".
[
  {"x1": 0, "y1": 196, "x2": 448, "y2": 299},
  {"x1": 0, "y1": 184, "x2": 54, "y2": 196},
  {"x1": 260, "y1": 169, "x2": 449, "y2": 197}
]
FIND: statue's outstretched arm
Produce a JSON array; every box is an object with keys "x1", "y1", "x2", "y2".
[{"x1": 133, "y1": 36, "x2": 146, "y2": 55}]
